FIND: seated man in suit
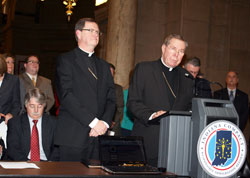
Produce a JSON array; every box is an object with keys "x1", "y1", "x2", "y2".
[
  {"x1": 214, "y1": 71, "x2": 249, "y2": 131},
  {"x1": 7, "y1": 88, "x2": 58, "y2": 161}
]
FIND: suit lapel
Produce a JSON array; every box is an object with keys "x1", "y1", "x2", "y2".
[
  {"x1": 233, "y1": 89, "x2": 240, "y2": 105},
  {"x1": 0, "y1": 73, "x2": 10, "y2": 94},
  {"x1": 21, "y1": 73, "x2": 33, "y2": 88},
  {"x1": 95, "y1": 56, "x2": 104, "y2": 116},
  {"x1": 21, "y1": 114, "x2": 31, "y2": 156},
  {"x1": 41, "y1": 115, "x2": 49, "y2": 158},
  {"x1": 36, "y1": 76, "x2": 42, "y2": 88}
]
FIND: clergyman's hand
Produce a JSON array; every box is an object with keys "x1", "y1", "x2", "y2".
[
  {"x1": 152, "y1": 110, "x2": 166, "y2": 119},
  {"x1": 89, "y1": 128, "x2": 99, "y2": 137},
  {"x1": 92, "y1": 120, "x2": 108, "y2": 136}
]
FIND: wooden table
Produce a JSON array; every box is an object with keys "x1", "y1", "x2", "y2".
[{"x1": 0, "y1": 161, "x2": 189, "y2": 178}]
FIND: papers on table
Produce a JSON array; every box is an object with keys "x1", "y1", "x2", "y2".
[{"x1": 0, "y1": 162, "x2": 40, "y2": 169}]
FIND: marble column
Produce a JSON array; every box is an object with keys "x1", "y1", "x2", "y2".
[{"x1": 106, "y1": 0, "x2": 137, "y2": 89}]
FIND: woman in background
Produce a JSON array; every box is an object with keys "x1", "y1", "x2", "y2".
[
  {"x1": 0, "y1": 55, "x2": 20, "y2": 124},
  {"x1": 2, "y1": 53, "x2": 15, "y2": 75}
]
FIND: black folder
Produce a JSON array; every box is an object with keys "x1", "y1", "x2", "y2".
[{"x1": 99, "y1": 136, "x2": 161, "y2": 175}]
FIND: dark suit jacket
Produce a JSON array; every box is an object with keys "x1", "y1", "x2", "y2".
[
  {"x1": 127, "y1": 59, "x2": 193, "y2": 162},
  {"x1": 7, "y1": 113, "x2": 58, "y2": 161},
  {"x1": 214, "y1": 88, "x2": 249, "y2": 130},
  {"x1": 54, "y1": 48, "x2": 116, "y2": 157},
  {"x1": 19, "y1": 73, "x2": 55, "y2": 113},
  {"x1": 111, "y1": 84, "x2": 124, "y2": 136},
  {"x1": 0, "y1": 73, "x2": 21, "y2": 117}
]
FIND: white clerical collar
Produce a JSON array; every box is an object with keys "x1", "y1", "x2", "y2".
[
  {"x1": 161, "y1": 57, "x2": 173, "y2": 71},
  {"x1": 79, "y1": 47, "x2": 94, "y2": 57}
]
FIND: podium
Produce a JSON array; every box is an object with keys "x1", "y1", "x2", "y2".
[
  {"x1": 190, "y1": 98, "x2": 239, "y2": 178},
  {"x1": 154, "y1": 98, "x2": 241, "y2": 177},
  {"x1": 155, "y1": 110, "x2": 192, "y2": 176}
]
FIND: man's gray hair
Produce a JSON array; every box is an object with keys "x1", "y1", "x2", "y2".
[
  {"x1": 24, "y1": 88, "x2": 46, "y2": 106},
  {"x1": 184, "y1": 57, "x2": 201, "y2": 67}
]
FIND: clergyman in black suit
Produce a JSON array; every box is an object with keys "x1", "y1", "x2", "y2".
[
  {"x1": 214, "y1": 71, "x2": 249, "y2": 131},
  {"x1": 184, "y1": 57, "x2": 212, "y2": 98},
  {"x1": 127, "y1": 34, "x2": 194, "y2": 166},
  {"x1": 7, "y1": 88, "x2": 58, "y2": 161},
  {"x1": 55, "y1": 18, "x2": 116, "y2": 162}
]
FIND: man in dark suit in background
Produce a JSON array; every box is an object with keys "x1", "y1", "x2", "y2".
[
  {"x1": 184, "y1": 57, "x2": 212, "y2": 98},
  {"x1": 214, "y1": 71, "x2": 249, "y2": 131},
  {"x1": 109, "y1": 63, "x2": 124, "y2": 136},
  {"x1": 127, "y1": 34, "x2": 193, "y2": 166},
  {"x1": 7, "y1": 88, "x2": 58, "y2": 161},
  {"x1": 55, "y1": 18, "x2": 116, "y2": 162},
  {"x1": 0, "y1": 55, "x2": 20, "y2": 124}
]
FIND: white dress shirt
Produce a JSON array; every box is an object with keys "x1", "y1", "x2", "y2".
[
  {"x1": 26, "y1": 73, "x2": 37, "y2": 83},
  {"x1": 227, "y1": 88, "x2": 236, "y2": 98}
]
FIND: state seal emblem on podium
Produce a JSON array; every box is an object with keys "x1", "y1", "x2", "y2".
[{"x1": 197, "y1": 120, "x2": 247, "y2": 178}]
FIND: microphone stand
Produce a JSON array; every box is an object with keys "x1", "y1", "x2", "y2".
[
  {"x1": 209, "y1": 81, "x2": 224, "y2": 99},
  {"x1": 210, "y1": 81, "x2": 224, "y2": 89}
]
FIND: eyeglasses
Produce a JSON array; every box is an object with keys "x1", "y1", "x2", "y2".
[
  {"x1": 27, "y1": 61, "x2": 40, "y2": 64},
  {"x1": 167, "y1": 45, "x2": 185, "y2": 55},
  {"x1": 81, "y1": 28, "x2": 102, "y2": 36}
]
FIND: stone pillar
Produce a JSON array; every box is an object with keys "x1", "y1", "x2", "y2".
[{"x1": 106, "y1": 0, "x2": 137, "y2": 89}]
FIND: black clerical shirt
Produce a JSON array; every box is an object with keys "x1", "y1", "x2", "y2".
[
  {"x1": 76, "y1": 47, "x2": 97, "y2": 76},
  {"x1": 159, "y1": 60, "x2": 178, "y2": 109}
]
